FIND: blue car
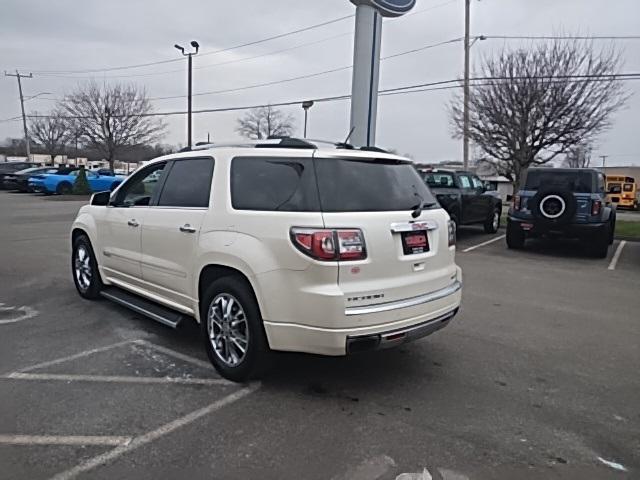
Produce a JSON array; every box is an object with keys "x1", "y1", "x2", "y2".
[{"x1": 29, "y1": 169, "x2": 126, "y2": 195}]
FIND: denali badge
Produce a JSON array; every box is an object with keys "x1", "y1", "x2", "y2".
[{"x1": 347, "y1": 293, "x2": 385, "y2": 302}]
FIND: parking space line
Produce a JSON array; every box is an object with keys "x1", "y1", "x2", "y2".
[
  {"x1": 15, "y1": 340, "x2": 139, "y2": 374},
  {"x1": 0, "y1": 435, "x2": 132, "y2": 447},
  {"x1": 50, "y1": 383, "x2": 260, "y2": 480},
  {"x1": 6, "y1": 372, "x2": 232, "y2": 386},
  {"x1": 608, "y1": 240, "x2": 626, "y2": 270},
  {"x1": 134, "y1": 339, "x2": 214, "y2": 371},
  {"x1": 462, "y1": 234, "x2": 506, "y2": 253}
]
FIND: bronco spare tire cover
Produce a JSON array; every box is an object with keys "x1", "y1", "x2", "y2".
[{"x1": 530, "y1": 187, "x2": 577, "y2": 225}]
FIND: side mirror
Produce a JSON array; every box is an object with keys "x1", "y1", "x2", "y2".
[{"x1": 90, "y1": 190, "x2": 110, "y2": 206}]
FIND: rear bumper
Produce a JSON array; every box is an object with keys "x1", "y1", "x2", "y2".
[
  {"x1": 508, "y1": 216, "x2": 607, "y2": 237},
  {"x1": 262, "y1": 279, "x2": 462, "y2": 356}
]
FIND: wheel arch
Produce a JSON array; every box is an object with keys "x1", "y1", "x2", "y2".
[{"x1": 197, "y1": 263, "x2": 264, "y2": 324}]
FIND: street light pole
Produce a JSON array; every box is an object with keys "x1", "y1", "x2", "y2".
[
  {"x1": 463, "y1": 0, "x2": 471, "y2": 170},
  {"x1": 175, "y1": 41, "x2": 200, "y2": 149},
  {"x1": 5, "y1": 70, "x2": 33, "y2": 160}
]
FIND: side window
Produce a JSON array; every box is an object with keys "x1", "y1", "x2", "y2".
[
  {"x1": 231, "y1": 156, "x2": 320, "y2": 211},
  {"x1": 157, "y1": 158, "x2": 214, "y2": 208},
  {"x1": 116, "y1": 162, "x2": 166, "y2": 207},
  {"x1": 597, "y1": 174, "x2": 605, "y2": 193},
  {"x1": 471, "y1": 176, "x2": 484, "y2": 189},
  {"x1": 458, "y1": 175, "x2": 472, "y2": 188}
]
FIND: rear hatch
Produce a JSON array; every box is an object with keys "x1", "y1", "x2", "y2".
[
  {"x1": 312, "y1": 153, "x2": 456, "y2": 309},
  {"x1": 520, "y1": 170, "x2": 595, "y2": 221}
]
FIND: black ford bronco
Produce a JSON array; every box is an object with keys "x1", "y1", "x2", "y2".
[{"x1": 507, "y1": 168, "x2": 616, "y2": 258}]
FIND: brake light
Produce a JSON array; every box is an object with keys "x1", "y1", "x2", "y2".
[
  {"x1": 290, "y1": 228, "x2": 366, "y2": 261},
  {"x1": 591, "y1": 200, "x2": 602, "y2": 216},
  {"x1": 513, "y1": 194, "x2": 521, "y2": 211}
]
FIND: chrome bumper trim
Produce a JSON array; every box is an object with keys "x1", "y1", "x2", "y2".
[{"x1": 344, "y1": 280, "x2": 462, "y2": 316}]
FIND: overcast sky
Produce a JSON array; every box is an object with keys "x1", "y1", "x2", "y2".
[{"x1": 1, "y1": 0, "x2": 638, "y2": 166}]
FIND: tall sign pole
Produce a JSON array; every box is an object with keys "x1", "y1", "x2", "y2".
[
  {"x1": 349, "y1": 1, "x2": 415, "y2": 147},
  {"x1": 463, "y1": 0, "x2": 471, "y2": 170}
]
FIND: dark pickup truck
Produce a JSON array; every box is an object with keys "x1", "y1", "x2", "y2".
[{"x1": 421, "y1": 169, "x2": 503, "y2": 234}]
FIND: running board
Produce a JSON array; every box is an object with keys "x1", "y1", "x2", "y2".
[{"x1": 100, "y1": 287, "x2": 185, "y2": 329}]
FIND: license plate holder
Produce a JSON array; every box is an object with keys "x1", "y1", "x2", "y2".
[{"x1": 401, "y1": 231, "x2": 429, "y2": 255}]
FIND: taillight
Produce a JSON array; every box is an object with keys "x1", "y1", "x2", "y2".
[
  {"x1": 448, "y1": 219, "x2": 456, "y2": 247},
  {"x1": 592, "y1": 200, "x2": 602, "y2": 216},
  {"x1": 513, "y1": 194, "x2": 521, "y2": 211},
  {"x1": 290, "y1": 228, "x2": 366, "y2": 261}
]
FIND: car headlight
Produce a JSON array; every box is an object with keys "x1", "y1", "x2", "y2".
[{"x1": 448, "y1": 219, "x2": 456, "y2": 247}]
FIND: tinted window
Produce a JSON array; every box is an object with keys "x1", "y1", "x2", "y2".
[
  {"x1": 118, "y1": 162, "x2": 166, "y2": 207},
  {"x1": 231, "y1": 157, "x2": 320, "y2": 211},
  {"x1": 525, "y1": 171, "x2": 592, "y2": 193},
  {"x1": 158, "y1": 158, "x2": 214, "y2": 208},
  {"x1": 608, "y1": 183, "x2": 622, "y2": 194},
  {"x1": 472, "y1": 176, "x2": 484, "y2": 189},
  {"x1": 623, "y1": 183, "x2": 634, "y2": 192},
  {"x1": 424, "y1": 172, "x2": 455, "y2": 187},
  {"x1": 315, "y1": 158, "x2": 437, "y2": 212},
  {"x1": 458, "y1": 175, "x2": 472, "y2": 188}
]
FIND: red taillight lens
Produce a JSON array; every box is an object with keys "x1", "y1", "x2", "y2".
[
  {"x1": 592, "y1": 200, "x2": 602, "y2": 216},
  {"x1": 513, "y1": 194, "x2": 521, "y2": 211},
  {"x1": 290, "y1": 228, "x2": 366, "y2": 261}
]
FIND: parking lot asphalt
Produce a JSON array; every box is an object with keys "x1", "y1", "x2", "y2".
[{"x1": 1, "y1": 191, "x2": 639, "y2": 480}]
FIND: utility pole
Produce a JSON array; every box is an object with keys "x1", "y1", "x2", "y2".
[
  {"x1": 5, "y1": 70, "x2": 33, "y2": 160},
  {"x1": 600, "y1": 155, "x2": 608, "y2": 168},
  {"x1": 462, "y1": 0, "x2": 471, "y2": 170}
]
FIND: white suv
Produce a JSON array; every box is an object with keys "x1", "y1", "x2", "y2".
[{"x1": 71, "y1": 139, "x2": 462, "y2": 381}]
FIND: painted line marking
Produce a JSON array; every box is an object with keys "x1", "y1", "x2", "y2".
[
  {"x1": 0, "y1": 435, "x2": 131, "y2": 447},
  {"x1": 5, "y1": 372, "x2": 231, "y2": 386},
  {"x1": 608, "y1": 240, "x2": 626, "y2": 270},
  {"x1": 15, "y1": 339, "x2": 138, "y2": 374},
  {"x1": 597, "y1": 456, "x2": 627, "y2": 472},
  {"x1": 134, "y1": 339, "x2": 214, "y2": 371},
  {"x1": 50, "y1": 383, "x2": 260, "y2": 480},
  {"x1": 0, "y1": 303, "x2": 39, "y2": 325},
  {"x1": 462, "y1": 234, "x2": 506, "y2": 253}
]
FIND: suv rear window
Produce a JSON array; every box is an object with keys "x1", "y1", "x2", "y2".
[
  {"x1": 424, "y1": 172, "x2": 454, "y2": 187},
  {"x1": 314, "y1": 158, "x2": 436, "y2": 212},
  {"x1": 524, "y1": 170, "x2": 593, "y2": 193},
  {"x1": 231, "y1": 156, "x2": 436, "y2": 212}
]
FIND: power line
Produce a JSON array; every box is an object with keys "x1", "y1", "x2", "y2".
[
  {"x1": 484, "y1": 35, "x2": 640, "y2": 41},
  {"x1": 21, "y1": 73, "x2": 640, "y2": 121},
  {"x1": 148, "y1": 37, "x2": 463, "y2": 101},
  {"x1": 29, "y1": 15, "x2": 355, "y2": 75}
]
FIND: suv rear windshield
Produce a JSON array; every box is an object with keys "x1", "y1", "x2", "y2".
[
  {"x1": 231, "y1": 156, "x2": 436, "y2": 212},
  {"x1": 524, "y1": 170, "x2": 593, "y2": 193}
]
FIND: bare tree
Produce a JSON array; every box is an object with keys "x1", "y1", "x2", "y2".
[
  {"x1": 562, "y1": 143, "x2": 592, "y2": 168},
  {"x1": 236, "y1": 105, "x2": 294, "y2": 140},
  {"x1": 451, "y1": 40, "x2": 628, "y2": 188},
  {"x1": 60, "y1": 82, "x2": 165, "y2": 170},
  {"x1": 29, "y1": 111, "x2": 71, "y2": 163}
]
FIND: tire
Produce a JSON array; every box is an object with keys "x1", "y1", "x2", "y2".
[
  {"x1": 608, "y1": 215, "x2": 616, "y2": 245},
  {"x1": 450, "y1": 213, "x2": 459, "y2": 234},
  {"x1": 57, "y1": 182, "x2": 72, "y2": 195},
  {"x1": 72, "y1": 234, "x2": 103, "y2": 299},
  {"x1": 530, "y1": 187, "x2": 577, "y2": 227},
  {"x1": 201, "y1": 276, "x2": 271, "y2": 382},
  {"x1": 587, "y1": 227, "x2": 610, "y2": 259},
  {"x1": 484, "y1": 208, "x2": 501, "y2": 234},
  {"x1": 506, "y1": 222, "x2": 525, "y2": 249}
]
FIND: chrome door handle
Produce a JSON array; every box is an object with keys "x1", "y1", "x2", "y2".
[
  {"x1": 127, "y1": 219, "x2": 139, "y2": 227},
  {"x1": 179, "y1": 224, "x2": 196, "y2": 233}
]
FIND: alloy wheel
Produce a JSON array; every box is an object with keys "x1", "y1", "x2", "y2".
[{"x1": 207, "y1": 293, "x2": 250, "y2": 367}]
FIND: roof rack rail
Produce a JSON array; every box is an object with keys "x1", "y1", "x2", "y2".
[
  {"x1": 258, "y1": 136, "x2": 316, "y2": 149},
  {"x1": 359, "y1": 146, "x2": 389, "y2": 153}
]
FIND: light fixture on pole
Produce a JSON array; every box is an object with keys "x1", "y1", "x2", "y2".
[
  {"x1": 302, "y1": 100, "x2": 314, "y2": 138},
  {"x1": 175, "y1": 40, "x2": 200, "y2": 149}
]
